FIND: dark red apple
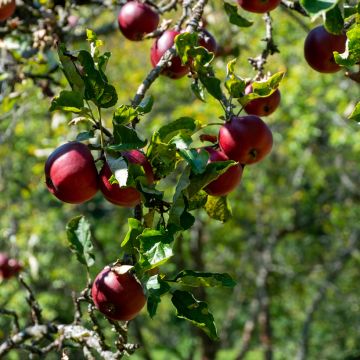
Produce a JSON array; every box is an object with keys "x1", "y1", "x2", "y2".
[
  {"x1": 0, "y1": 0, "x2": 16, "y2": 22},
  {"x1": 0, "y1": 253, "x2": 22, "y2": 280},
  {"x1": 237, "y1": 0, "x2": 281, "y2": 13},
  {"x1": 203, "y1": 147, "x2": 243, "y2": 196},
  {"x1": 198, "y1": 29, "x2": 217, "y2": 54},
  {"x1": 118, "y1": 1, "x2": 159, "y2": 41},
  {"x1": 150, "y1": 30, "x2": 190, "y2": 79},
  {"x1": 244, "y1": 84, "x2": 281, "y2": 117},
  {"x1": 92, "y1": 265, "x2": 146, "y2": 321},
  {"x1": 219, "y1": 115, "x2": 273, "y2": 165},
  {"x1": 304, "y1": 25, "x2": 347, "y2": 73},
  {"x1": 45, "y1": 142, "x2": 99, "y2": 204}
]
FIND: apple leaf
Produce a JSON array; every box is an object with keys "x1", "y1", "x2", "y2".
[
  {"x1": 175, "y1": 32, "x2": 198, "y2": 65},
  {"x1": 225, "y1": 59, "x2": 247, "y2": 98},
  {"x1": 172, "y1": 270, "x2": 236, "y2": 288},
  {"x1": 334, "y1": 26, "x2": 360, "y2": 67},
  {"x1": 324, "y1": 5, "x2": 344, "y2": 35},
  {"x1": 76, "y1": 130, "x2": 95, "y2": 141},
  {"x1": 146, "y1": 275, "x2": 171, "y2": 318},
  {"x1": 138, "y1": 229, "x2": 174, "y2": 271},
  {"x1": 157, "y1": 117, "x2": 197, "y2": 143},
  {"x1": 113, "y1": 105, "x2": 139, "y2": 126},
  {"x1": 49, "y1": 90, "x2": 84, "y2": 113},
  {"x1": 138, "y1": 96, "x2": 154, "y2": 114},
  {"x1": 105, "y1": 154, "x2": 128, "y2": 187},
  {"x1": 109, "y1": 124, "x2": 147, "y2": 151},
  {"x1": 121, "y1": 218, "x2": 144, "y2": 249},
  {"x1": 223, "y1": 2, "x2": 253, "y2": 27},
  {"x1": 97, "y1": 83, "x2": 118, "y2": 108},
  {"x1": 171, "y1": 290, "x2": 219, "y2": 340},
  {"x1": 178, "y1": 147, "x2": 209, "y2": 175},
  {"x1": 66, "y1": 216, "x2": 95, "y2": 268},
  {"x1": 191, "y1": 80, "x2": 206, "y2": 102},
  {"x1": 349, "y1": 102, "x2": 360, "y2": 122},
  {"x1": 299, "y1": 0, "x2": 338, "y2": 18},
  {"x1": 199, "y1": 74, "x2": 223, "y2": 101},
  {"x1": 204, "y1": 195, "x2": 232, "y2": 223}
]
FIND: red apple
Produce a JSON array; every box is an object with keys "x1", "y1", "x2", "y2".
[
  {"x1": 237, "y1": 0, "x2": 281, "y2": 13},
  {"x1": 0, "y1": 253, "x2": 22, "y2": 280},
  {"x1": 0, "y1": 0, "x2": 16, "y2": 22},
  {"x1": 304, "y1": 25, "x2": 347, "y2": 73},
  {"x1": 123, "y1": 149, "x2": 154, "y2": 185},
  {"x1": 92, "y1": 265, "x2": 146, "y2": 321},
  {"x1": 150, "y1": 30, "x2": 190, "y2": 79},
  {"x1": 203, "y1": 147, "x2": 243, "y2": 196},
  {"x1": 244, "y1": 84, "x2": 281, "y2": 116},
  {"x1": 198, "y1": 29, "x2": 217, "y2": 54},
  {"x1": 219, "y1": 115, "x2": 273, "y2": 165},
  {"x1": 118, "y1": 1, "x2": 159, "y2": 41},
  {"x1": 45, "y1": 142, "x2": 99, "y2": 204}
]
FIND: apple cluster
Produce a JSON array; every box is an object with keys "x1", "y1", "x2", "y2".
[
  {"x1": 0, "y1": 253, "x2": 22, "y2": 280},
  {"x1": 117, "y1": 1, "x2": 217, "y2": 79}
]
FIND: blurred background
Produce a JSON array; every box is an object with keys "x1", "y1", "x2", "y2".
[{"x1": 1, "y1": 1, "x2": 360, "y2": 359}]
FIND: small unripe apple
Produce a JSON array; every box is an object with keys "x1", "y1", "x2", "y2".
[
  {"x1": 0, "y1": 0, "x2": 16, "y2": 22},
  {"x1": 150, "y1": 30, "x2": 189, "y2": 79},
  {"x1": 92, "y1": 265, "x2": 146, "y2": 321},
  {"x1": 203, "y1": 147, "x2": 243, "y2": 196},
  {"x1": 304, "y1": 26, "x2": 347, "y2": 73},
  {"x1": 44, "y1": 142, "x2": 99, "y2": 204},
  {"x1": 118, "y1": 1, "x2": 159, "y2": 41},
  {"x1": 244, "y1": 84, "x2": 281, "y2": 117},
  {"x1": 237, "y1": 0, "x2": 281, "y2": 13},
  {"x1": 219, "y1": 115, "x2": 273, "y2": 165},
  {"x1": 198, "y1": 29, "x2": 217, "y2": 54},
  {"x1": 0, "y1": 253, "x2": 22, "y2": 280}
]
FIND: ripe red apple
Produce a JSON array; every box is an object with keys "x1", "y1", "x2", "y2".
[
  {"x1": 0, "y1": 253, "x2": 22, "y2": 280},
  {"x1": 118, "y1": 1, "x2": 159, "y2": 41},
  {"x1": 123, "y1": 149, "x2": 154, "y2": 185},
  {"x1": 150, "y1": 30, "x2": 190, "y2": 79},
  {"x1": 92, "y1": 265, "x2": 146, "y2": 321},
  {"x1": 237, "y1": 0, "x2": 281, "y2": 13},
  {"x1": 0, "y1": 0, "x2": 16, "y2": 22},
  {"x1": 203, "y1": 147, "x2": 243, "y2": 196},
  {"x1": 219, "y1": 115, "x2": 273, "y2": 165},
  {"x1": 244, "y1": 84, "x2": 281, "y2": 117},
  {"x1": 198, "y1": 29, "x2": 217, "y2": 54},
  {"x1": 45, "y1": 142, "x2": 99, "y2": 204},
  {"x1": 304, "y1": 25, "x2": 347, "y2": 73}
]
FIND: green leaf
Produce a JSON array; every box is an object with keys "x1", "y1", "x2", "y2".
[
  {"x1": 224, "y1": 2, "x2": 253, "y2": 27},
  {"x1": 138, "y1": 96, "x2": 154, "y2": 114},
  {"x1": 109, "y1": 124, "x2": 147, "y2": 151},
  {"x1": 158, "y1": 117, "x2": 197, "y2": 143},
  {"x1": 178, "y1": 148, "x2": 209, "y2": 175},
  {"x1": 199, "y1": 74, "x2": 223, "y2": 101},
  {"x1": 138, "y1": 229, "x2": 174, "y2": 270},
  {"x1": 191, "y1": 80, "x2": 206, "y2": 102},
  {"x1": 175, "y1": 32, "x2": 198, "y2": 65},
  {"x1": 121, "y1": 218, "x2": 144, "y2": 248},
  {"x1": 173, "y1": 270, "x2": 236, "y2": 288},
  {"x1": 105, "y1": 154, "x2": 128, "y2": 187},
  {"x1": 66, "y1": 216, "x2": 95, "y2": 268},
  {"x1": 171, "y1": 290, "x2": 219, "y2": 340},
  {"x1": 186, "y1": 161, "x2": 237, "y2": 198},
  {"x1": 147, "y1": 133, "x2": 178, "y2": 179},
  {"x1": 204, "y1": 195, "x2": 232, "y2": 222},
  {"x1": 334, "y1": 26, "x2": 359, "y2": 67},
  {"x1": 225, "y1": 59, "x2": 246, "y2": 98},
  {"x1": 113, "y1": 105, "x2": 139, "y2": 126},
  {"x1": 349, "y1": 102, "x2": 360, "y2": 122},
  {"x1": 146, "y1": 275, "x2": 171, "y2": 318},
  {"x1": 49, "y1": 90, "x2": 84, "y2": 113},
  {"x1": 97, "y1": 83, "x2": 118, "y2": 108},
  {"x1": 324, "y1": 5, "x2": 344, "y2": 35},
  {"x1": 76, "y1": 130, "x2": 95, "y2": 141},
  {"x1": 299, "y1": 0, "x2": 338, "y2": 18}
]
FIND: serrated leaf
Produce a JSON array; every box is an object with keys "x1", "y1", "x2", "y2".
[
  {"x1": 146, "y1": 275, "x2": 171, "y2": 318},
  {"x1": 109, "y1": 124, "x2": 147, "y2": 151},
  {"x1": 204, "y1": 195, "x2": 232, "y2": 222},
  {"x1": 225, "y1": 59, "x2": 246, "y2": 98},
  {"x1": 98, "y1": 83, "x2": 118, "y2": 108},
  {"x1": 49, "y1": 90, "x2": 84, "y2": 113},
  {"x1": 66, "y1": 216, "x2": 95, "y2": 268},
  {"x1": 138, "y1": 229, "x2": 174, "y2": 270},
  {"x1": 191, "y1": 80, "x2": 206, "y2": 101},
  {"x1": 178, "y1": 147, "x2": 209, "y2": 175},
  {"x1": 138, "y1": 96, "x2": 154, "y2": 114},
  {"x1": 199, "y1": 74, "x2": 223, "y2": 101},
  {"x1": 224, "y1": 2, "x2": 253, "y2": 27},
  {"x1": 76, "y1": 130, "x2": 95, "y2": 141},
  {"x1": 175, "y1": 32, "x2": 198, "y2": 65},
  {"x1": 171, "y1": 290, "x2": 219, "y2": 340},
  {"x1": 173, "y1": 270, "x2": 236, "y2": 288},
  {"x1": 106, "y1": 154, "x2": 128, "y2": 187}
]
